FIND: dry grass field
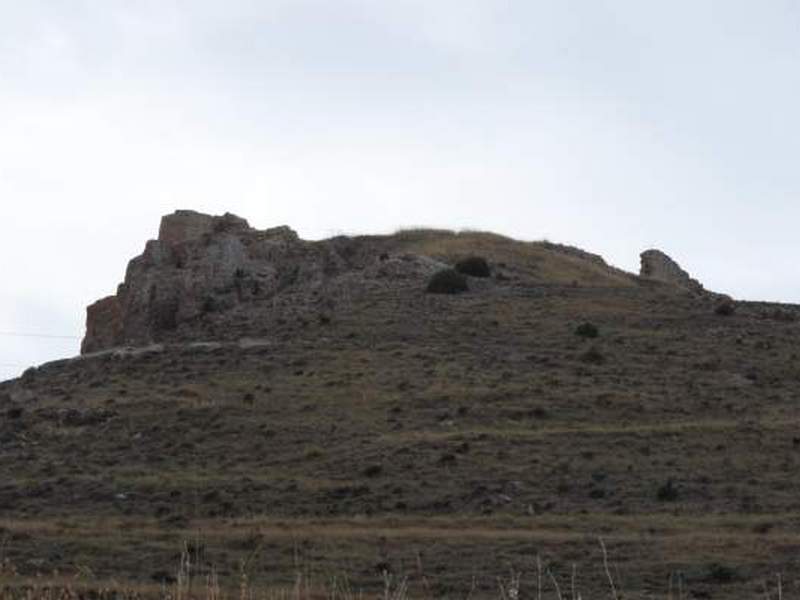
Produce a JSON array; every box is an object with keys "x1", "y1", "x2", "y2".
[{"x1": 2, "y1": 231, "x2": 800, "y2": 598}]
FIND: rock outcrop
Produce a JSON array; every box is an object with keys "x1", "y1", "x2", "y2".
[
  {"x1": 82, "y1": 211, "x2": 345, "y2": 353},
  {"x1": 640, "y1": 249, "x2": 705, "y2": 294},
  {"x1": 82, "y1": 210, "x2": 459, "y2": 354},
  {"x1": 83, "y1": 297, "x2": 124, "y2": 354}
]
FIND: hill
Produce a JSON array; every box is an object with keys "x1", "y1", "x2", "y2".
[{"x1": 2, "y1": 211, "x2": 799, "y2": 598}]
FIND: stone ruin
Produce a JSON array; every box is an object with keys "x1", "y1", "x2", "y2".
[
  {"x1": 639, "y1": 249, "x2": 706, "y2": 294},
  {"x1": 82, "y1": 210, "x2": 331, "y2": 354}
]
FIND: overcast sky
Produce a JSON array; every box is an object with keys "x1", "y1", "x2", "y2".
[{"x1": 2, "y1": 1, "x2": 799, "y2": 379}]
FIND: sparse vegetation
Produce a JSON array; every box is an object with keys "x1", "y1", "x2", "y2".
[
  {"x1": 425, "y1": 269, "x2": 468, "y2": 294},
  {"x1": 715, "y1": 299, "x2": 736, "y2": 316},
  {"x1": 704, "y1": 562, "x2": 742, "y2": 583},
  {"x1": 362, "y1": 464, "x2": 383, "y2": 477},
  {"x1": 455, "y1": 256, "x2": 491, "y2": 278},
  {"x1": 657, "y1": 478, "x2": 679, "y2": 501},
  {"x1": 574, "y1": 322, "x2": 599, "y2": 338},
  {"x1": 2, "y1": 225, "x2": 797, "y2": 598}
]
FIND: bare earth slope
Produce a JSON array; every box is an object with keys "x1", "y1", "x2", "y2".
[{"x1": 2, "y1": 212, "x2": 799, "y2": 598}]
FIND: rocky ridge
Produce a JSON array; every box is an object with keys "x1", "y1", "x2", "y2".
[{"x1": 82, "y1": 210, "x2": 714, "y2": 354}]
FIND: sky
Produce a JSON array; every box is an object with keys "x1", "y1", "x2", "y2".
[{"x1": 2, "y1": 0, "x2": 799, "y2": 379}]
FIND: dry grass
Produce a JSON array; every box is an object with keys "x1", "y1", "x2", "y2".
[
  {"x1": 0, "y1": 539, "x2": 792, "y2": 600},
  {"x1": 3, "y1": 228, "x2": 800, "y2": 598}
]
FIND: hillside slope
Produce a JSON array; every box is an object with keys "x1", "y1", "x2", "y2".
[{"x1": 2, "y1": 212, "x2": 799, "y2": 598}]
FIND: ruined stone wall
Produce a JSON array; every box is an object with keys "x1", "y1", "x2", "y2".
[
  {"x1": 81, "y1": 211, "x2": 331, "y2": 353},
  {"x1": 640, "y1": 249, "x2": 705, "y2": 294}
]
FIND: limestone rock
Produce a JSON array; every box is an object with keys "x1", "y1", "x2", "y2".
[
  {"x1": 82, "y1": 296, "x2": 123, "y2": 354},
  {"x1": 640, "y1": 249, "x2": 705, "y2": 293},
  {"x1": 82, "y1": 211, "x2": 331, "y2": 353},
  {"x1": 158, "y1": 210, "x2": 249, "y2": 245}
]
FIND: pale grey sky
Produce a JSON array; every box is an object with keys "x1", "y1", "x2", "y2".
[{"x1": 2, "y1": 1, "x2": 799, "y2": 379}]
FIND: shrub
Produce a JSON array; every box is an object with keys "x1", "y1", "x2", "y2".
[
  {"x1": 575, "y1": 322, "x2": 599, "y2": 338},
  {"x1": 656, "y1": 478, "x2": 679, "y2": 501},
  {"x1": 362, "y1": 464, "x2": 383, "y2": 478},
  {"x1": 455, "y1": 256, "x2": 491, "y2": 278},
  {"x1": 589, "y1": 487, "x2": 606, "y2": 499},
  {"x1": 202, "y1": 295, "x2": 221, "y2": 314},
  {"x1": 705, "y1": 563, "x2": 740, "y2": 583},
  {"x1": 714, "y1": 300, "x2": 736, "y2": 316},
  {"x1": 304, "y1": 447, "x2": 324, "y2": 460},
  {"x1": 426, "y1": 269, "x2": 469, "y2": 294}
]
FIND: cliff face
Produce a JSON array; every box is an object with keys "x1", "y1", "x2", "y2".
[{"x1": 81, "y1": 211, "x2": 344, "y2": 353}]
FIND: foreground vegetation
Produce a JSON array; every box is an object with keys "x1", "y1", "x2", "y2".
[{"x1": 0, "y1": 538, "x2": 791, "y2": 600}]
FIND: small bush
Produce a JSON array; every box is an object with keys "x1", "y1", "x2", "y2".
[
  {"x1": 304, "y1": 447, "x2": 325, "y2": 460},
  {"x1": 656, "y1": 478, "x2": 679, "y2": 501},
  {"x1": 705, "y1": 562, "x2": 740, "y2": 583},
  {"x1": 455, "y1": 256, "x2": 491, "y2": 278},
  {"x1": 362, "y1": 464, "x2": 383, "y2": 478},
  {"x1": 714, "y1": 300, "x2": 736, "y2": 316},
  {"x1": 575, "y1": 322, "x2": 599, "y2": 338},
  {"x1": 589, "y1": 487, "x2": 606, "y2": 499},
  {"x1": 202, "y1": 295, "x2": 221, "y2": 314},
  {"x1": 426, "y1": 269, "x2": 469, "y2": 294}
]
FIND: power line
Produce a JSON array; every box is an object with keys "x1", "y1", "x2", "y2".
[{"x1": 0, "y1": 332, "x2": 80, "y2": 340}]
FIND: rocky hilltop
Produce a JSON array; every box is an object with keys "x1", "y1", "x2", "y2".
[{"x1": 83, "y1": 210, "x2": 712, "y2": 354}]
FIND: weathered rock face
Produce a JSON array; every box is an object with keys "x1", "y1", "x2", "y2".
[
  {"x1": 83, "y1": 297, "x2": 124, "y2": 353},
  {"x1": 640, "y1": 249, "x2": 705, "y2": 293},
  {"x1": 81, "y1": 211, "x2": 349, "y2": 353}
]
